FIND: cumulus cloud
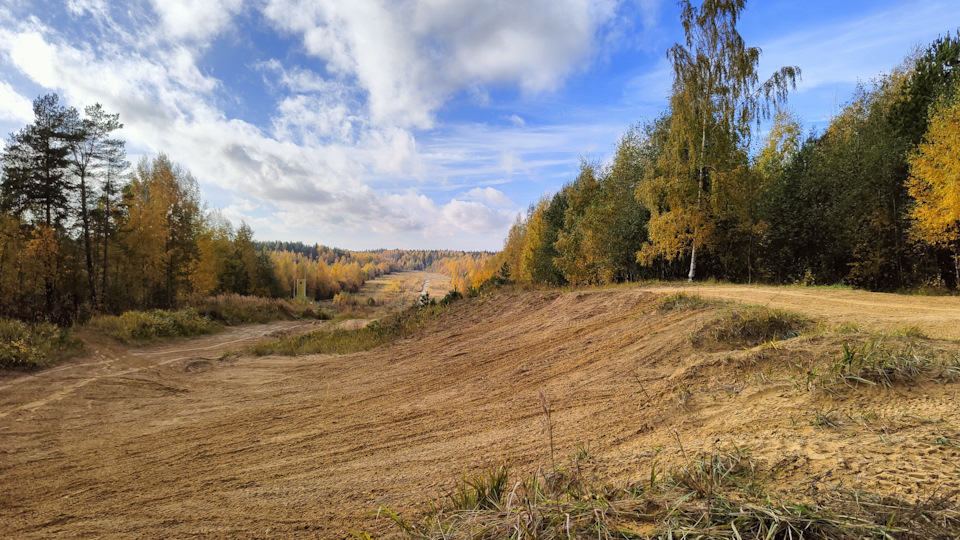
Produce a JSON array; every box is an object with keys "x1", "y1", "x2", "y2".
[
  {"x1": 261, "y1": 0, "x2": 633, "y2": 128},
  {"x1": 465, "y1": 187, "x2": 514, "y2": 208},
  {"x1": 0, "y1": 0, "x2": 649, "y2": 248},
  {"x1": 148, "y1": 0, "x2": 244, "y2": 43},
  {"x1": 0, "y1": 80, "x2": 33, "y2": 123}
]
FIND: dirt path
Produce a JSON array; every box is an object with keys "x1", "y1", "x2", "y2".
[
  {"x1": 0, "y1": 319, "x2": 323, "y2": 419},
  {"x1": 1, "y1": 284, "x2": 958, "y2": 538},
  {"x1": 644, "y1": 283, "x2": 960, "y2": 340}
]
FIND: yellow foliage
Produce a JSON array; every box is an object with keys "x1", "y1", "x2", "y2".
[{"x1": 907, "y1": 94, "x2": 960, "y2": 248}]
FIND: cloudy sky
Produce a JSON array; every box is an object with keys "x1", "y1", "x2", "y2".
[{"x1": 0, "y1": 0, "x2": 958, "y2": 250}]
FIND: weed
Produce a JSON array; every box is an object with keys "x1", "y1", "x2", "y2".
[
  {"x1": 831, "y1": 338, "x2": 933, "y2": 388},
  {"x1": 441, "y1": 465, "x2": 511, "y2": 513},
  {"x1": 833, "y1": 322, "x2": 861, "y2": 334},
  {"x1": 0, "y1": 319, "x2": 83, "y2": 369},
  {"x1": 935, "y1": 436, "x2": 960, "y2": 448},
  {"x1": 811, "y1": 407, "x2": 843, "y2": 429},
  {"x1": 538, "y1": 390, "x2": 556, "y2": 470},
  {"x1": 892, "y1": 324, "x2": 928, "y2": 339}
]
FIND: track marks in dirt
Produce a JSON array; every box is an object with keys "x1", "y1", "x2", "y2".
[{"x1": 2, "y1": 286, "x2": 960, "y2": 537}]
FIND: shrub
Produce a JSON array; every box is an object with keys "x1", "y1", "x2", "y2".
[
  {"x1": 87, "y1": 308, "x2": 223, "y2": 343},
  {"x1": 0, "y1": 319, "x2": 83, "y2": 370},
  {"x1": 197, "y1": 294, "x2": 320, "y2": 324},
  {"x1": 333, "y1": 292, "x2": 360, "y2": 310},
  {"x1": 248, "y1": 301, "x2": 450, "y2": 357}
]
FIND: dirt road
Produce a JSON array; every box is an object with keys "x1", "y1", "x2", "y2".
[{"x1": 1, "y1": 283, "x2": 958, "y2": 538}]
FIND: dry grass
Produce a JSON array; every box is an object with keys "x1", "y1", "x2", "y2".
[
  {"x1": 247, "y1": 301, "x2": 454, "y2": 357},
  {"x1": 656, "y1": 292, "x2": 726, "y2": 311},
  {"x1": 692, "y1": 305, "x2": 811, "y2": 348},
  {"x1": 828, "y1": 337, "x2": 957, "y2": 389},
  {"x1": 371, "y1": 447, "x2": 960, "y2": 539}
]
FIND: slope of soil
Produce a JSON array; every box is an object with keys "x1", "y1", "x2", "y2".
[{"x1": 1, "y1": 285, "x2": 958, "y2": 538}]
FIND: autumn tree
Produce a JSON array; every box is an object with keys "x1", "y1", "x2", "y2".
[
  {"x1": 122, "y1": 154, "x2": 202, "y2": 308},
  {"x1": 639, "y1": 0, "x2": 798, "y2": 280},
  {"x1": 906, "y1": 90, "x2": 960, "y2": 286}
]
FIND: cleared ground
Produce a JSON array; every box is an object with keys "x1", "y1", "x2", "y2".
[{"x1": 1, "y1": 281, "x2": 959, "y2": 537}]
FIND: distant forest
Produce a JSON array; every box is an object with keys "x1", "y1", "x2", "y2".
[
  {"x1": 0, "y1": 98, "x2": 488, "y2": 324},
  {"x1": 468, "y1": 8, "x2": 960, "y2": 294}
]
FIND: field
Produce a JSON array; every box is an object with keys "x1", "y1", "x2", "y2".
[{"x1": 1, "y1": 276, "x2": 959, "y2": 537}]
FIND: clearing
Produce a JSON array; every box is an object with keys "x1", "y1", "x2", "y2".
[{"x1": 1, "y1": 281, "x2": 959, "y2": 537}]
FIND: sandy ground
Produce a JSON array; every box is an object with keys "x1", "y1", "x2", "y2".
[
  {"x1": 1, "y1": 281, "x2": 959, "y2": 538},
  {"x1": 646, "y1": 282, "x2": 960, "y2": 340}
]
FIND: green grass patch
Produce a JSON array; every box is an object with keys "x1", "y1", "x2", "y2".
[
  {"x1": 87, "y1": 308, "x2": 223, "y2": 343},
  {"x1": 0, "y1": 319, "x2": 83, "y2": 370},
  {"x1": 371, "y1": 448, "x2": 959, "y2": 539},
  {"x1": 693, "y1": 305, "x2": 810, "y2": 347}
]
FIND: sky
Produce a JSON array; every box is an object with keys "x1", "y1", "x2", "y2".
[{"x1": 0, "y1": 0, "x2": 958, "y2": 251}]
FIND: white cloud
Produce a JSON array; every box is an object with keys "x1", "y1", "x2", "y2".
[
  {"x1": 148, "y1": 0, "x2": 244, "y2": 42},
  {"x1": 0, "y1": 80, "x2": 32, "y2": 123},
  {"x1": 465, "y1": 187, "x2": 514, "y2": 208},
  {"x1": 0, "y1": 0, "x2": 652, "y2": 249},
  {"x1": 262, "y1": 0, "x2": 637, "y2": 128},
  {"x1": 504, "y1": 114, "x2": 526, "y2": 127}
]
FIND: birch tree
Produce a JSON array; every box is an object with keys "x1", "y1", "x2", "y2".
[{"x1": 639, "y1": 0, "x2": 799, "y2": 280}]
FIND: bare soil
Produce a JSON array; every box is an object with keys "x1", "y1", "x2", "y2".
[{"x1": 1, "y1": 281, "x2": 959, "y2": 538}]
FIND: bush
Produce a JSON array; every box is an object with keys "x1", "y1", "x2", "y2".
[
  {"x1": 197, "y1": 294, "x2": 321, "y2": 324},
  {"x1": 333, "y1": 292, "x2": 360, "y2": 311},
  {"x1": 87, "y1": 308, "x2": 223, "y2": 343},
  {"x1": 0, "y1": 319, "x2": 83, "y2": 370}
]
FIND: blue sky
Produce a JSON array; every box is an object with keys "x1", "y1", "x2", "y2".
[{"x1": 0, "y1": 0, "x2": 957, "y2": 250}]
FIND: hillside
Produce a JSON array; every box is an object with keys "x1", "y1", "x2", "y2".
[{"x1": 1, "y1": 285, "x2": 959, "y2": 537}]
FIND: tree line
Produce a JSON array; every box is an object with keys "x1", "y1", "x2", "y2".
[
  {"x1": 478, "y1": 3, "x2": 960, "y2": 292},
  {"x1": 0, "y1": 94, "x2": 288, "y2": 323},
  {"x1": 0, "y1": 99, "x2": 497, "y2": 325}
]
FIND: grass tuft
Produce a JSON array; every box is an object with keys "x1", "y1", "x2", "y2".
[
  {"x1": 693, "y1": 306, "x2": 810, "y2": 347},
  {"x1": 371, "y1": 447, "x2": 960, "y2": 539},
  {"x1": 657, "y1": 292, "x2": 724, "y2": 311},
  {"x1": 831, "y1": 338, "x2": 934, "y2": 388}
]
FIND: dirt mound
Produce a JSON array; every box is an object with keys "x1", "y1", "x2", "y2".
[{"x1": 1, "y1": 286, "x2": 958, "y2": 537}]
